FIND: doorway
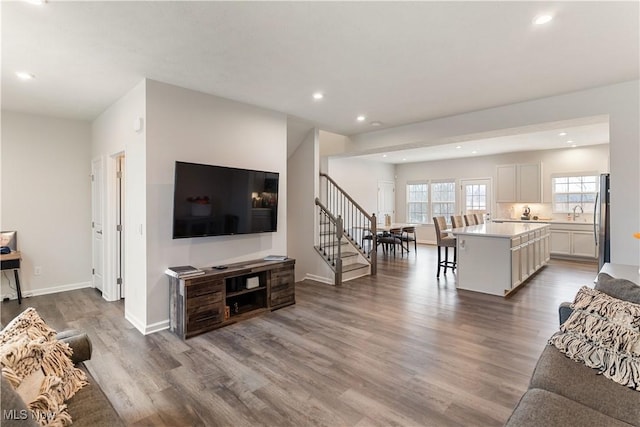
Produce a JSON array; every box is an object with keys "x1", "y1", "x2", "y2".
[
  {"x1": 460, "y1": 178, "x2": 492, "y2": 219},
  {"x1": 377, "y1": 181, "x2": 395, "y2": 223}
]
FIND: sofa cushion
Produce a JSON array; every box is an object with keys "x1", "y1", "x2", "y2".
[
  {"x1": 66, "y1": 365, "x2": 124, "y2": 427},
  {"x1": 530, "y1": 345, "x2": 640, "y2": 425},
  {"x1": 549, "y1": 286, "x2": 640, "y2": 390},
  {"x1": 505, "y1": 388, "x2": 632, "y2": 427},
  {"x1": 0, "y1": 308, "x2": 88, "y2": 426},
  {"x1": 1, "y1": 375, "x2": 40, "y2": 427},
  {"x1": 595, "y1": 273, "x2": 640, "y2": 304}
]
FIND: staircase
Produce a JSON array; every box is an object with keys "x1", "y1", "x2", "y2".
[{"x1": 314, "y1": 173, "x2": 377, "y2": 285}]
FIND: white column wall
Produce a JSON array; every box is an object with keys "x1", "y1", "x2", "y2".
[
  {"x1": 288, "y1": 129, "x2": 332, "y2": 282},
  {"x1": 91, "y1": 80, "x2": 147, "y2": 330}
]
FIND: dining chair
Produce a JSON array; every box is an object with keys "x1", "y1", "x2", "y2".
[
  {"x1": 464, "y1": 214, "x2": 478, "y2": 226},
  {"x1": 378, "y1": 227, "x2": 403, "y2": 256},
  {"x1": 433, "y1": 216, "x2": 456, "y2": 277},
  {"x1": 361, "y1": 230, "x2": 373, "y2": 253},
  {"x1": 451, "y1": 215, "x2": 464, "y2": 228},
  {"x1": 475, "y1": 213, "x2": 485, "y2": 224},
  {"x1": 400, "y1": 226, "x2": 417, "y2": 254}
]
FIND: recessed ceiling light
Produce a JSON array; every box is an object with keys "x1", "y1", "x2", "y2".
[
  {"x1": 382, "y1": 154, "x2": 387, "y2": 158},
  {"x1": 370, "y1": 121, "x2": 382, "y2": 126},
  {"x1": 533, "y1": 15, "x2": 553, "y2": 25},
  {"x1": 312, "y1": 92, "x2": 324, "y2": 100},
  {"x1": 357, "y1": 115, "x2": 366, "y2": 122},
  {"x1": 402, "y1": 158, "x2": 407, "y2": 161},
  {"x1": 571, "y1": 144, "x2": 577, "y2": 148},
  {"x1": 455, "y1": 145, "x2": 462, "y2": 149},
  {"x1": 566, "y1": 140, "x2": 574, "y2": 144},
  {"x1": 472, "y1": 150, "x2": 478, "y2": 154},
  {"x1": 16, "y1": 71, "x2": 35, "y2": 80},
  {"x1": 558, "y1": 132, "x2": 567, "y2": 136}
]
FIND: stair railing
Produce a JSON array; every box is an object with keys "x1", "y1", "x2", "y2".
[
  {"x1": 319, "y1": 173, "x2": 377, "y2": 275},
  {"x1": 315, "y1": 198, "x2": 343, "y2": 285}
]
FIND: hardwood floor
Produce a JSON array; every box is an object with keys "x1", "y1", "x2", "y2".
[{"x1": 1, "y1": 246, "x2": 599, "y2": 426}]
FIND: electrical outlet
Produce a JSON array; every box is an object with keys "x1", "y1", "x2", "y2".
[{"x1": 34, "y1": 266, "x2": 42, "y2": 276}]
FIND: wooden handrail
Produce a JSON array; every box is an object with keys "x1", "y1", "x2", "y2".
[
  {"x1": 320, "y1": 173, "x2": 373, "y2": 222},
  {"x1": 318, "y1": 173, "x2": 377, "y2": 277}
]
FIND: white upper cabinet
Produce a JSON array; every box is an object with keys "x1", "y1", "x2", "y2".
[{"x1": 496, "y1": 163, "x2": 542, "y2": 203}]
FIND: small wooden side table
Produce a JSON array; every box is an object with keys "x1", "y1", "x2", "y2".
[{"x1": 1, "y1": 251, "x2": 23, "y2": 304}]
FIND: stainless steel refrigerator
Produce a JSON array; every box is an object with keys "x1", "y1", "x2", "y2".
[{"x1": 595, "y1": 173, "x2": 610, "y2": 270}]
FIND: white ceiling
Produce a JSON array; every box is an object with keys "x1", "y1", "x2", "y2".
[
  {"x1": 355, "y1": 118, "x2": 610, "y2": 164},
  {"x1": 2, "y1": 1, "x2": 638, "y2": 152}
]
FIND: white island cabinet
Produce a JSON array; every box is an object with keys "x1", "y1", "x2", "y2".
[{"x1": 450, "y1": 223, "x2": 550, "y2": 297}]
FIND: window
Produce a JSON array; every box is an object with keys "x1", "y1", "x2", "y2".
[
  {"x1": 406, "y1": 180, "x2": 456, "y2": 224},
  {"x1": 431, "y1": 181, "x2": 456, "y2": 222},
  {"x1": 552, "y1": 174, "x2": 598, "y2": 213},
  {"x1": 407, "y1": 183, "x2": 428, "y2": 223},
  {"x1": 465, "y1": 183, "x2": 487, "y2": 211}
]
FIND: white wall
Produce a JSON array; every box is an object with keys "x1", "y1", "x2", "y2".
[
  {"x1": 395, "y1": 144, "x2": 610, "y2": 243},
  {"x1": 288, "y1": 129, "x2": 331, "y2": 282},
  {"x1": 327, "y1": 157, "x2": 396, "y2": 218},
  {"x1": 92, "y1": 80, "x2": 147, "y2": 330},
  {"x1": 349, "y1": 81, "x2": 639, "y2": 265},
  {"x1": 145, "y1": 80, "x2": 288, "y2": 329},
  {"x1": 1, "y1": 111, "x2": 91, "y2": 298}
]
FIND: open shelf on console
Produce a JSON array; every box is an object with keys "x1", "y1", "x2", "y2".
[{"x1": 226, "y1": 286, "x2": 267, "y2": 298}]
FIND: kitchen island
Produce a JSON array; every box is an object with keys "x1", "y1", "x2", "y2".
[{"x1": 450, "y1": 222, "x2": 550, "y2": 296}]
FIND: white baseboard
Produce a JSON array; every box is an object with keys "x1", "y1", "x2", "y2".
[
  {"x1": 304, "y1": 273, "x2": 334, "y2": 285},
  {"x1": 144, "y1": 319, "x2": 170, "y2": 335},
  {"x1": 124, "y1": 311, "x2": 146, "y2": 335},
  {"x1": 124, "y1": 311, "x2": 170, "y2": 335},
  {"x1": 1, "y1": 281, "x2": 92, "y2": 301}
]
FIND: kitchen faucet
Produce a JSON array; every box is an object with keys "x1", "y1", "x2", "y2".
[{"x1": 572, "y1": 205, "x2": 584, "y2": 221}]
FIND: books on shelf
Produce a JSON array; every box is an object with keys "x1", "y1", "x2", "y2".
[
  {"x1": 165, "y1": 265, "x2": 204, "y2": 278},
  {"x1": 264, "y1": 255, "x2": 288, "y2": 261}
]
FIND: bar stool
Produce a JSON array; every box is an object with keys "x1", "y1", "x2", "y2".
[
  {"x1": 451, "y1": 215, "x2": 464, "y2": 228},
  {"x1": 464, "y1": 214, "x2": 477, "y2": 226},
  {"x1": 475, "y1": 213, "x2": 485, "y2": 224},
  {"x1": 433, "y1": 216, "x2": 456, "y2": 277}
]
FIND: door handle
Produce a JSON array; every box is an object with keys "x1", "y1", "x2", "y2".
[
  {"x1": 593, "y1": 193, "x2": 598, "y2": 245},
  {"x1": 96, "y1": 230, "x2": 103, "y2": 235}
]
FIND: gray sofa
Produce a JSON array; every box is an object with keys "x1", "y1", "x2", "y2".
[
  {"x1": 506, "y1": 273, "x2": 640, "y2": 426},
  {"x1": 1, "y1": 330, "x2": 124, "y2": 427}
]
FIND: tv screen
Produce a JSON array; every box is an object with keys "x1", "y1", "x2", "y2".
[{"x1": 172, "y1": 161, "x2": 279, "y2": 239}]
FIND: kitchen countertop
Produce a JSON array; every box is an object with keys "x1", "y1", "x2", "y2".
[
  {"x1": 492, "y1": 218, "x2": 594, "y2": 225},
  {"x1": 450, "y1": 222, "x2": 549, "y2": 238}
]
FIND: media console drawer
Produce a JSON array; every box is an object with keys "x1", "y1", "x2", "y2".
[{"x1": 169, "y1": 258, "x2": 296, "y2": 339}]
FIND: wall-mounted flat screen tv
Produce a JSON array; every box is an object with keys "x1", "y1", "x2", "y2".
[{"x1": 172, "y1": 161, "x2": 279, "y2": 239}]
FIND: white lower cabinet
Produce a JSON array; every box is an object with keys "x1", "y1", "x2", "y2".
[
  {"x1": 550, "y1": 223, "x2": 597, "y2": 259},
  {"x1": 572, "y1": 231, "x2": 597, "y2": 258},
  {"x1": 510, "y1": 229, "x2": 549, "y2": 289}
]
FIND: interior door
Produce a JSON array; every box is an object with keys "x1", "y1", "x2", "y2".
[
  {"x1": 461, "y1": 178, "x2": 492, "y2": 218},
  {"x1": 116, "y1": 155, "x2": 125, "y2": 299},
  {"x1": 377, "y1": 181, "x2": 395, "y2": 223},
  {"x1": 91, "y1": 157, "x2": 104, "y2": 292}
]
